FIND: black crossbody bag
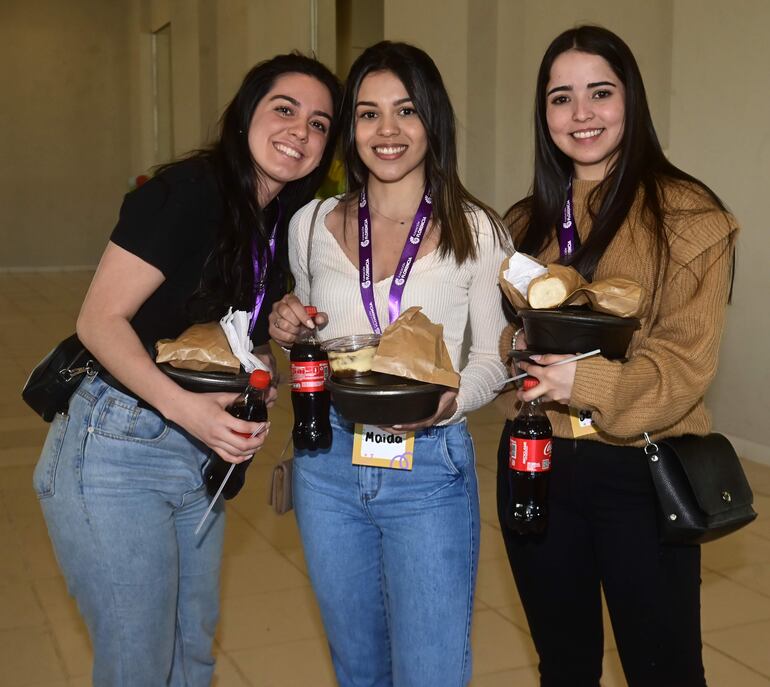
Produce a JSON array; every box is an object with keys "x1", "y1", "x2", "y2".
[
  {"x1": 644, "y1": 432, "x2": 757, "y2": 544},
  {"x1": 21, "y1": 334, "x2": 97, "y2": 422}
]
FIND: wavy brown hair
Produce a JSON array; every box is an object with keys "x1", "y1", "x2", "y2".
[{"x1": 340, "y1": 41, "x2": 506, "y2": 264}]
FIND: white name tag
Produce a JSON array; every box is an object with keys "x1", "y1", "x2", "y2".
[{"x1": 352, "y1": 424, "x2": 415, "y2": 470}]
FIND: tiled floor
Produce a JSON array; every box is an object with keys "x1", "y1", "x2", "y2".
[{"x1": 1, "y1": 270, "x2": 769, "y2": 686}]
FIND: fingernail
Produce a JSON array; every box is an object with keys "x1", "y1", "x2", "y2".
[
  {"x1": 306, "y1": 319, "x2": 315, "y2": 328},
  {"x1": 531, "y1": 354, "x2": 543, "y2": 361}
]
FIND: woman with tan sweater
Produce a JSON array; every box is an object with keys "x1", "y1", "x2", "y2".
[{"x1": 497, "y1": 26, "x2": 738, "y2": 687}]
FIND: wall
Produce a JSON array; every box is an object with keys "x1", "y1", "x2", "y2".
[
  {"x1": 385, "y1": 0, "x2": 671, "y2": 211},
  {"x1": 0, "y1": 0, "x2": 131, "y2": 268},
  {"x1": 668, "y1": 0, "x2": 770, "y2": 458}
]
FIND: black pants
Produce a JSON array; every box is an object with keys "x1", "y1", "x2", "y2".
[{"x1": 496, "y1": 424, "x2": 706, "y2": 687}]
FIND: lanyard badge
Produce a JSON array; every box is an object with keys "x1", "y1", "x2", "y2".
[
  {"x1": 357, "y1": 185, "x2": 433, "y2": 334},
  {"x1": 559, "y1": 178, "x2": 580, "y2": 260},
  {"x1": 353, "y1": 424, "x2": 415, "y2": 470},
  {"x1": 248, "y1": 202, "x2": 282, "y2": 336}
]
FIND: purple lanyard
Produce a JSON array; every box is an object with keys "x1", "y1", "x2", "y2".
[
  {"x1": 248, "y1": 203, "x2": 282, "y2": 336},
  {"x1": 358, "y1": 185, "x2": 433, "y2": 334},
  {"x1": 559, "y1": 178, "x2": 577, "y2": 259}
]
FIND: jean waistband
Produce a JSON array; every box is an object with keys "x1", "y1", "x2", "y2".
[
  {"x1": 329, "y1": 404, "x2": 465, "y2": 439},
  {"x1": 97, "y1": 370, "x2": 156, "y2": 412}
]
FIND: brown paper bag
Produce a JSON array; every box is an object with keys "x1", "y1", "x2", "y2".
[
  {"x1": 155, "y1": 322, "x2": 240, "y2": 373},
  {"x1": 371, "y1": 307, "x2": 460, "y2": 388},
  {"x1": 498, "y1": 254, "x2": 546, "y2": 310},
  {"x1": 579, "y1": 277, "x2": 645, "y2": 317}
]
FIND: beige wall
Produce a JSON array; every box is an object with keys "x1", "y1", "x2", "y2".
[
  {"x1": 2, "y1": 0, "x2": 768, "y2": 460},
  {"x1": 667, "y1": 0, "x2": 770, "y2": 456},
  {"x1": 0, "y1": 0, "x2": 131, "y2": 268}
]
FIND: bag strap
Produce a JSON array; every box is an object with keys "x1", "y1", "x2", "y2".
[{"x1": 306, "y1": 198, "x2": 323, "y2": 294}]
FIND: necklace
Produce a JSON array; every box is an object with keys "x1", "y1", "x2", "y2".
[{"x1": 369, "y1": 204, "x2": 410, "y2": 225}]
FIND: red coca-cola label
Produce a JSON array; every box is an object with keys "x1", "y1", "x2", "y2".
[
  {"x1": 291, "y1": 360, "x2": 329, "y2": 392},
  {"x1": 509, "y1": 437, "x2": 552, "y2": 472}
]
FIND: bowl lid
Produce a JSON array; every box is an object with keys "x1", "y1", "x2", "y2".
[{"x1": 322, "y1": 333, "x2": 381, "y2": 352}]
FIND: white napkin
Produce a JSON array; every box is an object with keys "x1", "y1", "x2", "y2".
[
  {"x1": 219, "y1": 308, "x2": 269, "y2": 373},
  {"x1": 503, "y1": 252, "x2": 548, "y2": 301}
]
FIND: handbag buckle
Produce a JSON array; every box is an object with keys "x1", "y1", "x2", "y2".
[
  {"x1": 643, "y1": 432, "x2": 659, "y2": 459},
  {"x1": 59, "y1": 360, "x2": 97, "y2": 383}
]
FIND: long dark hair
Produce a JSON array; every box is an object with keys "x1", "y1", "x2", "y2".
[
  {"x1": 340, "y1": 41, "x2": 505, "y2": 264},
  {"x1": 188, "y1": 53, "x2": 341, "y2": 316},
  {"x1": 515, "y1": 25, "x2": 725, "y2": 281}
]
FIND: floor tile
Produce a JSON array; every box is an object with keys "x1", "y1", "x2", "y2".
[
  {"x1": 704, "y1": 620, "x2": 770, "y2": 679},
  {"x1": 222, "y1": 509, "x2": 275, "y2": 556},
  {"x1": 0, "y1": 579, "x2": 46, "y2": 629},
  {"x1": 32, "y1": 576, "x2": 82, "y2": 624},
  {"x1": 701, "y1": 571, "x2": 770, "y2": 631},
  {"x1": 281, "y1": 546, "x2": 309, "y2": 576},
  {"x1": 475, "y1": 555, "x2": 520, "y2": 608},
  {"x1": 221, "y1": 549, "x2": 309, "y2": 598},
  {"x1": 469, "y1": 665, "x2": 540, "y2": 687},
  {"x1": 599, "y1": 649, "x2": 626, "y2": 687},
  {"x1": 229, "y1": 637, "x2": 336, "y2": 687},
  {"x1": 0, "y1": 626, "x2": 67, "y2": 685},
  {"x1": 701, "y1": 529, "x2": 770, "y2": 571},
  {"x1": 211, "y1": 650, "x2": 253, "y2": 687},
  {"x1": 216, "y1": 587, "x2": 326, "y2": 651},
  {"x1": 493, "y1": 604, "x2": 531, "y2": 635},
  {"x1": 471, "y1": 608, "x2": 538, "y2": 674},
  {"x1": 478, "y1": 521, "x2": 508, "y2": 561},
  {"x1": 49, "y1": 616, "x2": 93, "y2": 678},
  {"x1": 703, "y1": 643, "x2": 770, "y2": 686},
  {"x1": 476, "y1": 463, "x2": 496, "y2": 492},
  {"x1": 719, "y1": 561, "x2": 770, "y2": 598}
]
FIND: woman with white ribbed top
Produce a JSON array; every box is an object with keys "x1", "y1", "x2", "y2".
[{"x1": 269, "y1": 42, "x2": 508, "y2": 686}]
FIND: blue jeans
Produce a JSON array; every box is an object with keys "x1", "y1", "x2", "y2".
[
  {"x1": 293, "y1": 408, "x2": 480, "y2": 687},
  {"x1": 33, "y1": 375, "x2": 224, "y2": 687}
]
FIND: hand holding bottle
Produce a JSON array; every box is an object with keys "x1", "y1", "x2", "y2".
[
  {"x1": 203, "y1": 370, "x2": 272, "y2": 500},
  {"x1": 164, "y1": 388, "x2": 269, "y2": 464},
  {"x1": 269, "y1": 294, "x2": 328, "y2": 348}
]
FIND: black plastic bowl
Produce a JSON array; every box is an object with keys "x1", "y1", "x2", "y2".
[
  {"x1": 519, "y1": 308, "x2": 640, "y2": 359},
  {"x1": 326, "y1": 372, "x2": 444, "y2": 425}
]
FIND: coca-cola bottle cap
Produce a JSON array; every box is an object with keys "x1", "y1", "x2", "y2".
[
  {"x1": 249, "y1": 370, "x2": 271, "y2": 389},
  {"x1": 305, "y1": 305, "x2": 318, "y2": 317},
  {"x1": 522, "y1": 376, "x2": 540, "y2": 390}
]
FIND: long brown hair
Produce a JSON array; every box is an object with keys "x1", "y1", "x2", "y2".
[
  {"x1": 515, "y1": 26, "x2": 726, "y2": 282},
  {"x1": 340, "y1": 41, "x2": 506, "y2": 264}
]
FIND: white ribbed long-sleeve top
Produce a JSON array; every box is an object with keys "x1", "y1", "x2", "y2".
[{"x1": 288, "y1": 196, "x2": 509, "y2": 423}]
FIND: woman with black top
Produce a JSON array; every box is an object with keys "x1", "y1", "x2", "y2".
[{"x1": 33, "y1": 54, "x2": 340, "y2": 686}]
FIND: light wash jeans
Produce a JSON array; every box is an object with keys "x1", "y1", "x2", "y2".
[
  {"x1": 293, "y1": 407, "x2": 480, "y2": 687},
  {"x1": 33, "y1": 375, "x2": 224, "y2": 687}
]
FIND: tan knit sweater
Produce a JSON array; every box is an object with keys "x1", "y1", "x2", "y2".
[{"x1": 497, "y1": 178, "x2": 739, "y2": 446}]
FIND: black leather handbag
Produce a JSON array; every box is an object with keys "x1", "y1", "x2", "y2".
[
  {"x1": 645, "y1": 433, "x2": 757, "y2": 544},
  {"x1": 21, "y1": 334, "x2": 96, "y2": 422}
]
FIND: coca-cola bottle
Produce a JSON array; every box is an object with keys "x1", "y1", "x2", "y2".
[
  {"x1": 203, "y1": 369, "x2": 271, "y2": 500},
  {"x1": 507, "y1": 376, "x2": 553, "y2": 534},
  {"x1": 290, "y1": 306, "x2": 332, "y2": 451}
]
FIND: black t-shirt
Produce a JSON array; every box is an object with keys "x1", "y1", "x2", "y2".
[{"x1": 110, "y1": 156, "x2": 285, "y2": 350}]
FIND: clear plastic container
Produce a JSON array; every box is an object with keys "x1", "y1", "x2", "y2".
[{"x1": 321, "y1": 334, "x2": 380, "y2": 378}]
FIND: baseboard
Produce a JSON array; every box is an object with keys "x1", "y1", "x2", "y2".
[{"x1": 723, "y1": 433, "x2": 770, "y2": 467}]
